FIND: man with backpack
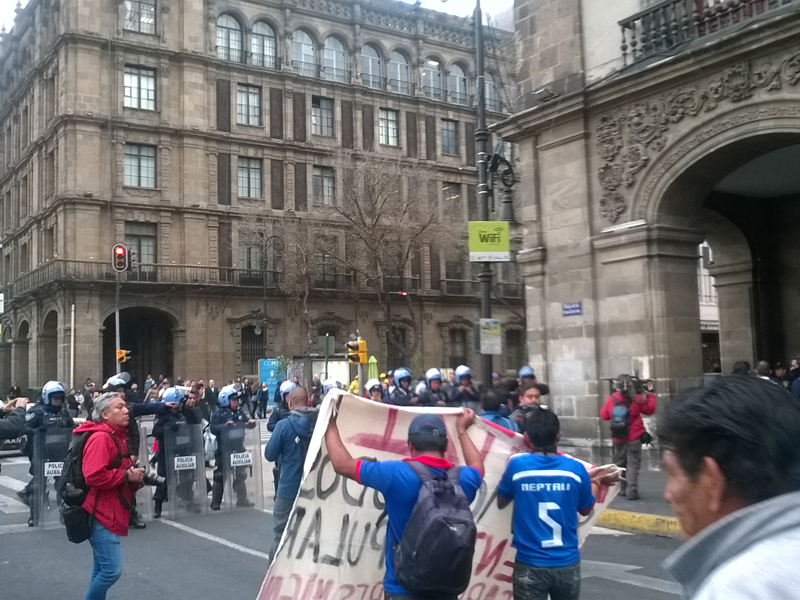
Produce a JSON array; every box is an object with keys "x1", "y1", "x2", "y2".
[
  {"x1": 70, "y1": 391, "x2": 146, "y2": 600},
  {"x1": 265, "y1": 386, "x2": 317, "y2": 563},
  {"x1": 599, "y1": 374, "x2": 657, "y2": 500},
  {"x1": 325, "y1": 408, "x2": 484, "y2": 600}
]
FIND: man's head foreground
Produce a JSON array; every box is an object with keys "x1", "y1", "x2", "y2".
[
  {"x1": 407, "y1": 413, "x2": 448, "y2": 454},
  {"x1": 522, "y1": 406, "x2": 560, "y2": 453},
  {"x1": 658, "y1": 376, "x2": 800, "y2": 539},
  {"x1": 94, "y1": 392, "x2": 128, "y2": 428},
  {"x1": 287, "y1": 386, "x2": 309, "y2": 409}
]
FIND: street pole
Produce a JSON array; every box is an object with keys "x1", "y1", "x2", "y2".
[
  {"x1": 324, "y1": 333, "x2": 329, "y2": 380},
  {"x1": 262, "y1": 238, "x2": 268, "y2": 361},
  {"x1": 357, "y1": 333, "x2": 365, "y2": 397},
  {"x1": 475, "y1": 0, "x2": 493, "y2": 386},
  {"x1": 115, "y1": 272, "x2": 121, "y2": 374}
]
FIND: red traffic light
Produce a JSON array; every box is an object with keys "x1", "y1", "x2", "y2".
[
  {"x1": 112, "y1": 244, "x2": 130, "y2": 273},
  {"x1": 115, "y1": 247, "x2": 125, "y2": 255}
]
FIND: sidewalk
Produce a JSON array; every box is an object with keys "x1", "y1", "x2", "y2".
[{"x1": 598, "y1": 469, "x2": 682, "y2": 538}]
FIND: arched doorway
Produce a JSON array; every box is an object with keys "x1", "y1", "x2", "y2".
[
  {"x1": 655, "y1": 134, "x2": 800, "y2": 375},
  {"x1": 41, "y1": 310, "x2": 58, "y2": 382},
  {"x1": 14, "y1": 321, "x2": 30, "y2": 391},
  {"x1": 102, "y1": 307, "x2": 175, "y2": 386}
]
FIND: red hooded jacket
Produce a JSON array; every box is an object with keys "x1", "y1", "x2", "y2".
[
  {"x1": 599, "y1": 391, "x2": 657, "y2": 443},
  {"x1": 74, "y1": 420, "x2": 135, "y2": 537}
]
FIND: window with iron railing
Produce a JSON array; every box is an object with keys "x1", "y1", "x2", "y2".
[
  {"x1": 216, "y1": 15, "x2": 243, "y2": 63},
  {"x1": 389, "y1": 52, "x2": 411, "y2": 94},
  {"x1": 448, "y1": 65, "x2": 469, "y2": 106},
  {"x1": 422, "y1": 59, "x2": 443, "y2": 100},
  {"x1": 251, "y1": 22, "x2": 278, "y2": 69},
  {"x1": 324, "y1": 37, "x2": 349, "y2": 83},
  {"x1": 292, "y1": 30, "x2": 317, "y2": 76},
  {"x1": 361, "y1": 45, "x2": 384, "y2": 89}
]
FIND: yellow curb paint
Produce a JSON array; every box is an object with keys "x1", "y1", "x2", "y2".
[{"x1": 597, "y1": 509, "x2": 681, "y2": 538}]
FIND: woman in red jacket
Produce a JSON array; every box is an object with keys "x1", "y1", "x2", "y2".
[
  {"x1": 73, "y1": 392, "x2": 145, "y2": 600},
  {"x1": 599, "y1": 375, "x2": 656, "y2": 500}
]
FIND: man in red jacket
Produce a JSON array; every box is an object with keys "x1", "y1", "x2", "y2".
[
  {"x1": 73, "y1": 392, "x2": 145, "y2": 600},
  {"x1": 599, "y1": 375, "x2": 656, "y2": 500}
]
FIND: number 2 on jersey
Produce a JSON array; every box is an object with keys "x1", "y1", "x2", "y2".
[{"x1": 538, "y1": 502, "x2": 563, "y2": 548}]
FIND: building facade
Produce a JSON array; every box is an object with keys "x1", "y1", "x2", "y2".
[
  {"x1": 499, "y1": 0, "x2": 800, "y2": 453},
  {"x1": 0, "y1": 0, "x2": 524, "y2": 390}
]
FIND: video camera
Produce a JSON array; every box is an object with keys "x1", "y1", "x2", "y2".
[{"x1": 604, "y1": 371, "x2": 655, "y2": 397}]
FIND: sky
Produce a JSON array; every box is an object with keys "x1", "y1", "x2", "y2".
[{"x1": 0, "y1": 0, "x2": 514, "y2": 33}]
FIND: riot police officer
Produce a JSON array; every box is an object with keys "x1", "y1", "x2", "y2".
[
  {"x1": 152, "y1": 387, "x2": 192, "y2": 518},
  {"x1": 266, "y1": 380, "x2": 296, "y2": 433},
  {"x1": 417, "y1": 368, "x2": 451, "y2": 407},
  {"x1": 450, "y1": 365, "x2": 480, "y2": 410},
  {"x1": 209, "y1": 384, "x2": 257, "y2": 510},
  {"x1": 387, "y1": 368, "x2": 417, "y2": 406},
  {"x1": 20, "y1": 381, "x2": 75, "y2": 526}
]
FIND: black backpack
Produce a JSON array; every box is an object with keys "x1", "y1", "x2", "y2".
[
  {"x1": 393, "y1": 462, "x2": 477, "y2": 596},
  {"x1": 610, "y1": 397, "x2": 632, "y2": 437},
  {"x1": 56, "y1": 431, "x2": 123, "y2": 543}
]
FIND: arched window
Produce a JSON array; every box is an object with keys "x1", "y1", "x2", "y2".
[
  {"x1": 422, "y1": 59, "x2": 442, "y2": 101},
  {"x1": 448, "y1": 64, "x2": 468, "y2": 106},
  {"x1": 389, "y1": 52, "x2": 411, "y2": 95},
  {"x1": 292, "y1": 30, "x2": 316, "y2": 77},
  {"x1": 216, "y1": 15, "x2": 243, "y2": 63},
  {"x1": 251, "y1": 22, "x2": 277, "y2": 69},
  {"x1": 485, "y1": 72, "x2": 500, "y2": 111},
  {"x1": 361, "y1": 44, "x2": 382, "y2": 89},
  {"x1": 323, "y1": 37, "x2": 349, "y2": 83}
]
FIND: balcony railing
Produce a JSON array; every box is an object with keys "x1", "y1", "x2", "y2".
[
  {"x1": 385, "y1": 275, "x2": 420, "y2": 293},
  {"x1": 292, "y1": 60, "x2": 319, "y2": 78},
  {"x1": 620, "y1": 0, "x2": 798, "y2": 65},
  {"x1": 251, "y1": 54, "x2": 280, "y2": 70},
  {"x1": 442, "y1": 279, "x2": 472, "y2": 296},
  {"x1": 389, "y1": 79, "x2": 414, "y2": 95},
  {"x1": 423, "y1": 85, "x2": 444, "y2": 101},
  {"x1": 448, "y1": 91, "x2": 471, "y2": 106},
  {"x1": 361, "y1": 73, "x2": 386, "y2": 90},
  {"x1": 312, "y1": 273, "x2": 354, "y2": 291},
  {"x1": 322, "y1": 66, "x2": 351, "y2": 83}
]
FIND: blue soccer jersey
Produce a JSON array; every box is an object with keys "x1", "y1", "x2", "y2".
[
  {"x1": 497, "y1": 453, "x2": 595, "y2": 568},
  {"x1": 356, "y1": 457, "x2": 483, "y2": 594}
]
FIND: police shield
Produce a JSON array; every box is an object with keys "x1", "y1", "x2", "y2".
[
  {"x1": 136, "y1": 425, "x2": 155, "y2": 521},
  {"x1": 31, "y1": 428, "x2": 72, "y2": 528},
  {"x1": 163, "y1": 423, "x2": 207, "y2": 518},
  {"x1": 219, "y1": 423, "x2": 263, "y2": 511}
]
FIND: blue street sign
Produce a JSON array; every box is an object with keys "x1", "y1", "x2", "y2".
[
  {"x1": 258, "y1": 359, "x2": 283, "y2": 404},
  {"x1": 562, "y1": 302, "x2": 583, "y2": 317}
]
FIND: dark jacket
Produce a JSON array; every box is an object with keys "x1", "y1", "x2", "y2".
[
  {"x1": 267, "y1": 402, "x2": 290, "y2": 432},
  {"x1": 209, "y1": 406, "x2": 251, "y2": 458},
  {"x1": 417, "y1": 389, "x2": 450, "y2": 407},
  {"x1": 387, "y1": 386, "x2": 415, "y2": 406},
  {"x1": 22, "y1": 404, "x2": 75, "y2": 459},
  {"x1": 449, "y1": 384, "x2": 479, "y2": 407},
  {"x1": 204, "y1": 386, "x2": 220, "y2": 410},
  {"x1": 126, "y1": 400, "x2": 167, "y2": 455},
  {"x1": 265, "y1": 409, "x2": 315, "y2": 499},
  {"x1": 0, "y1": 406, "x2": 26, "y2": 440},
  {"x1": 152, "y1": 408, "x2": 187, "y2": 442},
  {"x1": 256, "y1": 386, "x2": 270, "y2": 405}
]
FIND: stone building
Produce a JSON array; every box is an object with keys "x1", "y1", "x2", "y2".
[
  {"x1": 0, "y1": 0, "x2": 524, "y2": 390},
  {"x1": 498, "y1": 0, "x2": 800, "y2": 453}
]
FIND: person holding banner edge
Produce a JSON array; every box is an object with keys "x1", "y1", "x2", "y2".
[{"x1": 325, "y1": 406, "x2": 484, "y2": 600}]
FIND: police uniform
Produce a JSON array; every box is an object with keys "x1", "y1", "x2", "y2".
[{"x1": 209, "y1": 405, "x2": 254, "y2": 509}]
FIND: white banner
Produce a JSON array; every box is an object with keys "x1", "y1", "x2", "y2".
[{"x1": 258, "y1": 392, "x2": 619, "y2": 600}]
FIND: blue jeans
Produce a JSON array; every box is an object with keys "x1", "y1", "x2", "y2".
[
  {"x1": 269, "y1": 494, "x2": 295, "y2": 563},
  {"x1": 86, "y1": 520, "x2": 123, "y2": 600}
]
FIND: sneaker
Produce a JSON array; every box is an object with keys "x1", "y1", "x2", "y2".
[{"x1": 129, "y1": 515, "x2": 147, "y2": 529}]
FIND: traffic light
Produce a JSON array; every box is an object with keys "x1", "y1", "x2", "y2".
[
  {"x1": 112, "y1": 244, "x2": 130, "y2": 273},
  {"x1": 346, "y1": 339, "x2": 360, "y2": 364},
  {"x1": 116, "y1": 349, "x2": 131, "y2": 363},
  {"x1": 347, "y1": 339, "x2": 368, "y2": 364}
]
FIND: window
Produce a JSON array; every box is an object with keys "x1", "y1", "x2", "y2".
[
  {"x1": 237, "y1": 85, "x2": 261, "y2": 126},
  {"x1": 445, "y1": 258, "x2": 465, "y2": 294},
  {"x1": 422, "y1": 59, "x2": 442, "y2": 100},
  {"x1": 125, "y1": 221, "x2": 157, "y2": 277},
  {"x1": 485, "y1": 72, "x2": 500, "y2": 112},
  {"x1": 237, "y1": 157, "x2": 262, "y2": 198},
  {"x1": 311, "y1": 97, "x2": 334, "y2": 137},
  {"x1": 292, "y1": 30, "x2": 316, "y2": 76},
  {"x1": 449, "y1": 329, "x2": 468, "y2": 369},
  {"x1": 238, "y1": 234, "x2": 263, "y2": 270},
  {"x1": 124, "y1": 0, "x2": 156, "y2": 34},
  {"x1": 19, "y1": 177, "x2": 28, "y2": 219},
  {"x1": 124, "y1": 66, "x2": 156, "y2": 110},
  {"x1": 441, "y1": 119, "x2": 459, "y2": 156},
  {"x1": 123, "y1": 144, "x2": 156, "y2": 188},
  {"x1": 251, "y1": 22, "x2": 277, "y2": 68},
  {"x1": 361, "y1": 45, "x2": 383, "y2": 89},
  {"x1": 241, "y1": 326, "x2": 261, "y2": 375},
  {"x1": 448, "y1": 64, "x2": 469, "y2": 106},
  {"x1": 386, "y1": 326, "x2": 408, "y2": 370},
  {"x1": 442, "y1": 181, "x2": 461, "y2": 217},
  {"x1": 312, "y1": 166, "x2": 335, "y2": 206},
  {"x1": 216, "y1": 15, "x2": 242, "y2": 62},
  {"x1": 389, "y1": 52, "x2": 411, "y2": 94},
  {"x1": 505, "y1": 329, "x2": 525, "y2": 372},
  {"x1": 314, "y1": 237, "x2": 340, "y2": 289},
  {"x1": 45, "y1": 151, "x2": 55, "y2": 198},
  {"x1": 323, "y1": 37, "x2": 349, "y2": 83},
  {"x1": 379, "y1": 109, "x2": 399, "y2": 146},
  {"x1": 20, "y1": 242, "x2": 29, "y2": 274},
  {"x1": 44, "y1": 227, "x2": 55, "y2": 260}
]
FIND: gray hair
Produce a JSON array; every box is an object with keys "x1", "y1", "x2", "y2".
[{"x1": 93, "y1": 391, "x2": 123, "y2": 422}]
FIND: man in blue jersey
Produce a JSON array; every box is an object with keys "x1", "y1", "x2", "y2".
[
  {"x1": 497, "y1": 406, "x2": 609, "y2": 600},
  {"x1": 326, "y1": 408, "x2": 484, "y2": 600}
]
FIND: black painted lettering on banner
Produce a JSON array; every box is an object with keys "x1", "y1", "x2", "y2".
[
  {"x1": 316, "y1": 455, "x2": 341, "y2": 500},
  {"x1": 347, "y1": 520, "x2": 371, "y2": 566},
  {"x1": 296, "y1": 507, "x2": 322, "y2": 562},
  {"x1": 321, "y1": 514, "x2": 349, "y2": 566},
  {"x1": 283, "y1": 506, "x2": 306, "y2": 557}
]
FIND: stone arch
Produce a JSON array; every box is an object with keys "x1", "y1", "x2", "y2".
[
  {"x1": 309, "y1": 313, "x2": 354, "y2": 347},
  {"x1": 40, "y1": 309, "x2": 58, "y2": 382},
  {"x1": 15, "y1": 320, "x2": 30, "y2": 390},
  {"x1": 227, "y1": 312, "x2": 280, "y2": 378}
]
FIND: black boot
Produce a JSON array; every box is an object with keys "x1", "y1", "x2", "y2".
[
  {"x1": 129, "y1": 508, "x2": 147, "y2": 529},
  {"x1": 210, "y1": 479, "x2": 223, "y2": 510},
  {"x1": 154, "y1": 501, "x2": 162, "y2": 519}
]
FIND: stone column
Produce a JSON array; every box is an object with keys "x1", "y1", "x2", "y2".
[{"x1": 709, "y1": 261, "x2": 754, "y2": 374}]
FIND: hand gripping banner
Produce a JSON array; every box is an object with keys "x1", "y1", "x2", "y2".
[{"x1": 259, "y1": 392, "x2": 619, "y2": 600}]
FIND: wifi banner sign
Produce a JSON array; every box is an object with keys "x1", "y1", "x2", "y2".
[{"x1": 468, "y1": 221, "x2": 510, "y2": 262}]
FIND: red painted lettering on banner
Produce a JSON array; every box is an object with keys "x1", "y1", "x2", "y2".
[
  {"x1": 262, "y1": 574, "x2": 384, "y2": 600},
  {"x1": 474, "y1": 532, "x2": 508, "y2": 578},
  {"x1": 494, "y1": 560, "x2": 514, "y2": 584},
  {"x1": 348, "y1": 408, "x2": 409, "y2": 455}
]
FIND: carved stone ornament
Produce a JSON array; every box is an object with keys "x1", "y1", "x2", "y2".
[
  {"x1": 599, "y1": 192, "x2": 626, "y2": 223},
  {"x1": 595, "y1": 50, "x2": 800, "y2": 222}
]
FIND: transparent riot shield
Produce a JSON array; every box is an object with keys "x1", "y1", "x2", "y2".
[
  {"x1": 136, "y1": 425, "x2": 154, "y2": 521},
  {"x1": 31, "y1": 428, "x2": 72, "y2": 528},
  {"x1": 219, "y1": 423, "x2": 263, "y2": 511},
  {"x1": 163, "y1": 423, "x2": 207, "y2": 519}
]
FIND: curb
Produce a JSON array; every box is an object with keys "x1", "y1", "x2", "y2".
[{"x1": 597, "y1": 508, "x2": 681, "y2": 538}]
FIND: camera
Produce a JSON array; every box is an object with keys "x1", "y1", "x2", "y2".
[{"x1": 142, "y1": 470, "x2": 166, "y2": 487}]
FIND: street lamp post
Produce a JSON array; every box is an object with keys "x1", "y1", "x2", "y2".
[
  {"x1": 474, "y1": 0, "x2": 493, "y2": 386},
  {"x1": 255, "y1": 235, "x2": 284, "y2": 359}
]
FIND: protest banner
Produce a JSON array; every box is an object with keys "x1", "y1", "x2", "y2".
[{"x1": 258, "y1": 392, "x2": 619, "y2": 600}]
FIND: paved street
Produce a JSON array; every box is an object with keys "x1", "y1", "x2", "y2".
[{"x1": 0, "y1": 447, "x2": 683, "y2": 600}]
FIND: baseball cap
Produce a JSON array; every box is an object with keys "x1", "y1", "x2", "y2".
[{"x1": 408, "y1": 414, "x2": 447, "y2": 437}]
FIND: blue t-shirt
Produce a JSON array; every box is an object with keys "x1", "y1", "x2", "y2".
[
  {"x1": 497, "y1": 453, "x2": 594, "y2": 568},
  {"x1": 357, "y1": 458, "x2": 482, "y2": 594}
]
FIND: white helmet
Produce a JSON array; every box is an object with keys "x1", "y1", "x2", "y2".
[
  {"x1": 415, "y1": 381, "x2": 428, "y2": 396},
  {"x1": 365, "y1": 378, "x2": 382, "y2": 394},
  {"x1": 279, "y1": 380, "x2": 297, "y2": 403},
  {"x1": 42, "y1": 381, "x2": 66, "y2": 405},
  {"x1": 425, "y1": 368, "x2": 442, "y2": 386},
  {"x1": 455, "y1": 365, "x2": 472, "y2": 384},
  {"x1": 323, "y1": 378, "x2": 340, "y2": 395}
]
